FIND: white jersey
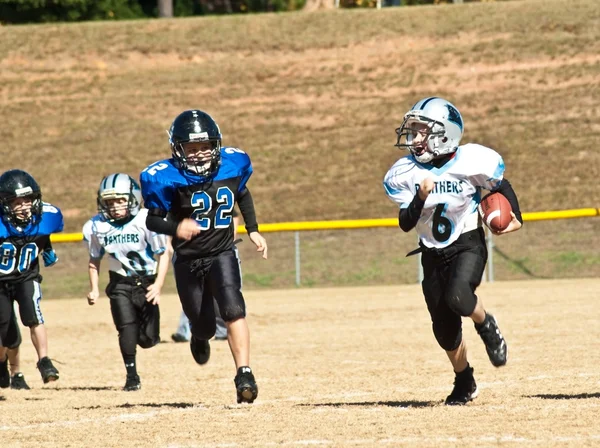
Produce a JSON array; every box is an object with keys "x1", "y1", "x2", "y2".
[
  {"x1": 383, "y1": 143, "x2": 504, "y2": 249},
  {"x1": 82, "y1": 209, "x2": 167, "y2": 277}
]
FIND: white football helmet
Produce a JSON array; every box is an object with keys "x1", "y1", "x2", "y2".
[
  {"x1": 97, "y1": 173, "x2": 142, "y2": 222},
  {"x1": 395, "y1": 97, "x2": 464, "y2": 163}
]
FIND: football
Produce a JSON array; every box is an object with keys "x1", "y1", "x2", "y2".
[{"x1": 478, "y1": 192, "x2": 512, "y2": 232}]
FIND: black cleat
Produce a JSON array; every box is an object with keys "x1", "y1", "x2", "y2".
[
  {"x1": 190, "y1": 337, "x2": 210, "y2": 365},
  {"x1": 0, "y1": 358, "x2": 9, "y2": 389},
  {"x1": 123, "y1": 375, "x2": 141, "y2": 391},
  {"x1": 171, "y1": 333, "x2": 189, "y2": 343},
  {"x1": 476, "y1": 313, "x2": 507, "y2": 367},
  {"x1": 10, "y1": 373, "x2": 30, "y2": 390},
  {"x1": 445, "y1": 366, "x2": 478, "y2": 406},
  {"x1": 37, "y1": 357, "x2": 59, "y2": 383},
  {"x1": 234, "y1": 366, "x2": 258, "y2": 404}
]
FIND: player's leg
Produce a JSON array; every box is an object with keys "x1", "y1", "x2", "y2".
[
  {"x1": 5, "y1": 307, "x2": 29, "y2": 390},
  {"x1": 13, "y1": 280, "x2": 58, "y2": 383},
  {"x1": 7, "y1": 348, "x2": 30, "y2": 390},
  {"x1": 421, "y1": 250, "x2": 477, "y2": 406},
  {"x1": 134, "y1": 278, "x2": 160, "y2": 350},
  {"x1": 214, "y1": 246, "x2": 242, "y2": 342},
  {"x1": 173, "y1": 259, "x2": 216, "y2": 364},
  {"x1": 171, "y1": 310, "x2": 191, "y2": 343},
  {"x1": 107, "y1": 279, "x2": 141, "y2": 391},
  {"x1": 214, "y1": 298, "x2": 228, "y2": 341},
  {"x1": 210, "y1": 249, "x2": 257, "y2": 404},
  {"x1": 446, "y1": 229, "x2": 507, "y2": 367},
  {"x1": 0, "y1": 289, "x2": 13, "y2": 389}
]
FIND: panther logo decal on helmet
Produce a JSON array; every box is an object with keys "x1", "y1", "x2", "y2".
[{"x1": 395, "y1": 97, "x2": 464, "y2": 164}]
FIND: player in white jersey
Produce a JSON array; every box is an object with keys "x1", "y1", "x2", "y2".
[
  {"x1": 384, "y1": 97, "x2": 523, "y2": 405},
  {"x1": 83, "y1": 174, "x2": 170, "y2": 391}
]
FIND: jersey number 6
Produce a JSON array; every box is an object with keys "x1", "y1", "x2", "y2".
[
  {"x1": 190, "y1": 187, "x2": 234, "y2": 230},
  {"x1": 432, "y1": 203, "x2": 452, "y2": 243}
]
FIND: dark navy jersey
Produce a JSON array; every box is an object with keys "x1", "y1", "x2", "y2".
[
  {"x1": 140, "y1": 147, "x2": 252, "y2": 260},
  {"x1": 0, "y1": 203, "x2": 64, "y2": 283}
]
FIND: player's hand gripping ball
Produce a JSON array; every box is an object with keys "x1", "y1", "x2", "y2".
[{"x1": 478, "y1": 192, "x2": 512, "y2": 232}]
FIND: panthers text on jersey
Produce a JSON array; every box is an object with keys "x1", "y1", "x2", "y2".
[
  {"x1": 82, "y1": 209, "x2": 167, "y2": 277},
  {"x1": 140, "y1": 147, "x2": 252, "y2": 260},
  {"x1": 384, "y1": 143, "x2": 504, "y2": 249},
  {"x1": 0, "y1": 203, "x2": 64, "y2": 283}
]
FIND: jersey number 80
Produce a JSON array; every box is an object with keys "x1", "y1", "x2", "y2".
[{"x1": 0, "y1": 242, "x2": 38, "y2": 275}]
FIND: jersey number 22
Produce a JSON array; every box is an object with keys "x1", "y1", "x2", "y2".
[{"x1": 190, "y1": 187, "x2": 234, "y2": 230}]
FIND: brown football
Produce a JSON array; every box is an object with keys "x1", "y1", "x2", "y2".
[{"x1": 478, "y1": 192, "x2": 512, "y2": 232}]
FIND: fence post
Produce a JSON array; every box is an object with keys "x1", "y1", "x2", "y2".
[{"x1": 295, "y1": 231, "x2": 301, "y2": 286}]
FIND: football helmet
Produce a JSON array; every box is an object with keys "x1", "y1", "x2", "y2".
[
  {"x1": 97, "y1": 173, "x2": 142, "y2": 222},
  {"x1": 0, "y1": 169, "x2": 43, "y2": 228},
  {"x1": 168, "y1": 109, "x2": 222, "y2": 176},
  {"x1": 395, "y1": 97, "x2": 464, "y2": 163}
]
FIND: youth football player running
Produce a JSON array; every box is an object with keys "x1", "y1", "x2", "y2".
[
  {"x1": 140, "y1": 109, "x2": 267, "y2": 404},
  {"x1": 0, "y1": 169, "x2": 63, "y2": 386},
  {"x1": 383, "y1": 98, "x2": 523, "y2": 405},
  {"x1": 83, "y1": 174, "x2": 170, "y2": 391}
]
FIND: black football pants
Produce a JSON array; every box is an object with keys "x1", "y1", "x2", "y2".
[
  {"x1": 173, "y1": 249, "x2": 245, "y2": 341},
  {"x1": 421, "y1": 228, "x2": 488, "y2": 351}
]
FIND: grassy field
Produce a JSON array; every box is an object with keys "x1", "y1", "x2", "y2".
[
  {"x1": 3, "y1": 280, "x2": 600, "y2": 447},
  {"x1": 0, "y1": 0, "x2": 599, "y2": 294}
]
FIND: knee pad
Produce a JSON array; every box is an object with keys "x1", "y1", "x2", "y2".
[
  {"x1": 220, "y1": 302, "x2": 246, "y2": 322},
  {"x1": 445, "y1": 282, "x2": 477, "y2": 317},
  {"x1": 118, "y1": 325, "x2": 139, "y2": 357},
  {"x1": 22, "y1": 319, "x2": 41, "y2": 328},
  {"x1": 432, "y1": 317, "x2": 463, "y2": 352}
]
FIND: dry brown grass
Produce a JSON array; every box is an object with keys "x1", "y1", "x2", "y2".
[
  {"x1": 0, "y1": 0, "x2": 599, "y2": 292},
  {"x1": 2, "y1": 279, "x2": 600, "y2": 447}
]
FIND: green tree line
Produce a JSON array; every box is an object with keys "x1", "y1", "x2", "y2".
[{"x1": 0, "y1": 0, "x2": 504, "y2": 24}]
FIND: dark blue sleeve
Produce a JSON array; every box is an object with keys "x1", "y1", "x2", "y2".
[
  {"x1": 237, "y1": 154, "x2": 253, "y2": 192},
  {"x1": 140, "y1": 166, "x2": 174, "y2": 212},
  {"x1": 41, "y1": 204, "x2": 64, "y2": 234}
]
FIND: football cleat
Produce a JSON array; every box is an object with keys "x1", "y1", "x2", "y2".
[
  {"x1": 123, "y1": 374, "x2": 141, "y2": 391},
  {"x1": 445, "y1": 366, "x2": 478, "y2": 406},
  {"x1": 476, "y1": 313, "x2": 507, "y2": 367},
  {"x1": 234, "y1": 367, "x2": 258, "y2": 404},
  {"x1": 171, "y1": 333, "x2": 189, "y2": 343},
  {"x1": 37, "y1": 357, "x2": 59, "y2": 383},
  {"x1": 10, "y1": 373, "x2": 31, "y2": 390}
]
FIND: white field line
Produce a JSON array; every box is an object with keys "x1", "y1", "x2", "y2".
[{"x1": 167, "y1": 434, "x2": 600, "y2": 447}]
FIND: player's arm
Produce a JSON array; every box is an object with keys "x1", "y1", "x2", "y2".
[
  {"x1": 145, "y1": 236, "x2": 172, "y2": 305},
  {"x1": 491, "y1": 179, "x2": 523, "y2": 234},
  {"x1": 237, "y1": 188, "x2": 267, "y2": 259},
  {"x1": 87, "y1": 257, "x2": 101, "y2": 306},
  {"x1": 146, "y1": 209, "x2": 201, "y2": 242},
  {"x1": 42, "y1": 240, "x2": 59, "y2": 267},
  {"x1": 232, "y1": 209, "x2": 240, "y2": 241},
  {"x1": 398, "y1": 178, "x2": 433, "y2": 232}
]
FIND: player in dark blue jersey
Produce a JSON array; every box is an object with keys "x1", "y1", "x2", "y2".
[
  {"x1": 0, "y1": 170, "x2": 63, "y2": 385},
  {"x1": 141, "y1": 109, "x2": 267, "y2": 404}
]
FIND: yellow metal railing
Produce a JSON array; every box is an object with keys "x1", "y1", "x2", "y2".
[{"x1": 50, "y1": 207, "x2": 600, "y2": 244}]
